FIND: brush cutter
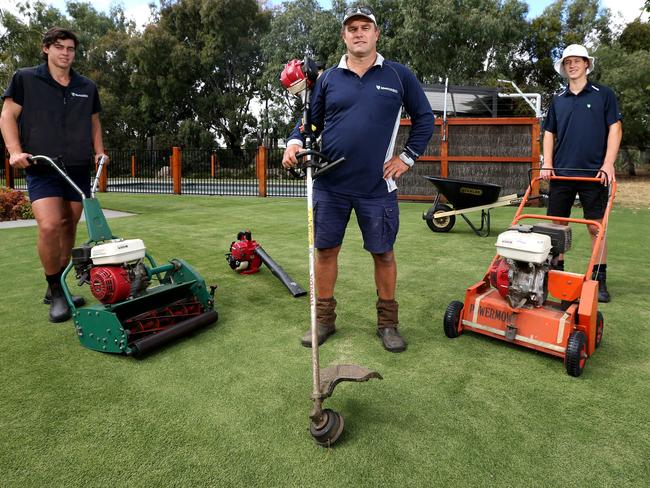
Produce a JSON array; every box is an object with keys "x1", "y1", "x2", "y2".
[
  {"x1": 29, "y1": 155, "x2": 218, "y2": 356},
  {"x1": 444, "y1": 171, "x2": 615, "y2": 376},
  {"x1": 225, "y1": 230, "x2": 306, "y2": 297},
  {"x1": 281, "y1": 56, "x2": 382, "y2": 446}
]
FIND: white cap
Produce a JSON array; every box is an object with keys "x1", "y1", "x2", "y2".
[
  {"x1": 342, "y1": 7, "x2": 377, "y2": 26},
  {"x1": 554, "y1": 44, "x2": 595, "y2": 78}
]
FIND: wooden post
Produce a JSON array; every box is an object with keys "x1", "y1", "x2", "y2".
[
  {"x1": 172, "y1": 146, "x2": 182, "y2": 194},
  {"x1": 131, "y1": 154, "x2": 136, "y2": 178},
  {"x1": 211, "y1": 152, "x2": 216, "y2": 178},
  {"x1": 256, "y1": 145, "x2": 267, "y2": 197},
  {"x1": 531, "y1": 119, "x2": 541, "y2": 202}
]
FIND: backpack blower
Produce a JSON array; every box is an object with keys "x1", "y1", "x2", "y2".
[{"x1": 280, "y1": 55, "x2": 382, "y2": 447}]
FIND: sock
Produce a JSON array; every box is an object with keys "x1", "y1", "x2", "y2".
[
  {"x1": 593, "y1": 264, "x2": 607, "y2": 280},
  {"x1": 45, "y1": 269, "x2": 63, "y2": 286}
]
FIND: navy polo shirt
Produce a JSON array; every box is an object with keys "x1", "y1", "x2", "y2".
[
  {"x1": 288, "y1": 54, "x2": 434, "y2": 198},
  {"x1": 543, "y1": 82, "x2": 622, "y2": 176},
  {"x1": 2, "y1": 63, "x2": 101, "y2": 166}
]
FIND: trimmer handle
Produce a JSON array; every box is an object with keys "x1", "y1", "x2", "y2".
[{"x1": 289, "y1": 149, "x2": 345, "y2": 180}]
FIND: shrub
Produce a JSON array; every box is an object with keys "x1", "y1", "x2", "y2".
[{"x1": 0, "y1": 187, "x2": 34, "y2": 221}]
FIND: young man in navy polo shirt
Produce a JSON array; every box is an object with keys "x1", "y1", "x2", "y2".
[
  {"x1": 541, "y1": 44, "x2": 622, "y2": 302},
  {"x1": 0, "y1": 27, "x2": 108, "y2": 322},
  {"x1": 282, "y1": 7, "x2": 434, "y2": 352}
]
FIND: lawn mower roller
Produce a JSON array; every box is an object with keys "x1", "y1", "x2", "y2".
[
  {"x1": 443, "y1": 172, "x2": 615, "y2": 377},
  {"x1": 225, "y1": 230, "x2": 306, "y2": 297},
  {"x1": 281, "y1": 56, "x2": 382, "y2": 446},
  {"x1": 29, "y1": 155, "x2": 218, "y2": 356}
]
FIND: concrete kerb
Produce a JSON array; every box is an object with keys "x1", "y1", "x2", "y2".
[{"x1": 0, "y1": 209, "x2": 135, "y2": 230}]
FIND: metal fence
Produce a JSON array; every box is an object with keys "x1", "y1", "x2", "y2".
[{"x1": 3, "y1": 116, "x2": 540, "y2": 200}]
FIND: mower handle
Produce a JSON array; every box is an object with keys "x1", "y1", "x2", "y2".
[
  {"x1": 91, "y1": 155, "x2": 109, "y2": 197},
  {"x1": 27, "y1": 155, "x2": 88, "y2": 200}
]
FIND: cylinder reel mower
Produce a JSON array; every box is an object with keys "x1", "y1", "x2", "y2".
[
  {"x1": 30, "y1": 155, "x2": 218, "y2": 356},
  {"x1": 444, "y1": 174, "x2": 614, "y2": 377}
]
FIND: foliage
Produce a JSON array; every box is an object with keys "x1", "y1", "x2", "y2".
[
  {"x1": 0, "y1": 187, "x2": 33, "y2": 221},
  {"x1": 0, "y1": 0, "x2": 649, "y2": 161},
  {"x1": 595, "y1": 21, "x2": 650, "y2": 172},
  {"x1": 512, "y1": 0, "x2": 612, "y2": 104},
  {"x1": 392, "y1": 0, "x2": 529, "y2": 84}
]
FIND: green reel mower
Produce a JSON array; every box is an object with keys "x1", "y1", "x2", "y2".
[{"x1": 32, "y1": 155, "x2": 218, "y2": 356}]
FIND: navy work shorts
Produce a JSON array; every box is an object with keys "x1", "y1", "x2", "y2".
[
  {"x1": 547, "y1": 180, "x2": 608, "y2": 220},
  {"x1": 313, "y1": 189, "x2": 399, "y2": 254},
  {"x1": 26, "y1": 165, "x2": 91, "y2": 203}
]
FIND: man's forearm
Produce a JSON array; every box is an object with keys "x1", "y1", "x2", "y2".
[
  {"x1": 542, "y1": 131, "x2": 555, "y2": 167},
  {"x1": 91, "y1": 114, "x2": 105, "y2": 154},
  {"x1": 0, "y1": 113, "x2": 22, "y2": 155}
]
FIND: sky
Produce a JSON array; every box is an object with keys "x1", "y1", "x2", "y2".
[{"x1": 0, "y1": 0, "x2": 647, "y2": 30}]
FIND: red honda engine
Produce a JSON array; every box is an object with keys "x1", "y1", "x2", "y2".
[
  {"x1": 89, "y1": 262, "x2": 149, "y2": 304},
  {"x1": 489, "y1": 258, "x2": 510, "y2": 299},
  {"x1": 90, "y1": 266, "x2": 132, "y2": 304},
  {"x1": 226, "y1": 231, "x2": 262, "y2": 275}
]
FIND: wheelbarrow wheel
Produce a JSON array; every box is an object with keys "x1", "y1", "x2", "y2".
[
  {"x1": 565, "y1": 330, "x2": 587, "y2": 377},
  {"x1": 426, "y1": 203, "x2": 455, "y2": 233},
  {"x1": 595, "y1": 311, "x2": 604, "y2": 348},
  {"x1": 443, "y1": 301, "x2": 464, "y2": 338}
]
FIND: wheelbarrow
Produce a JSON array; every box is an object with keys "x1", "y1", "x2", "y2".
[{"x1": 422, "y1": 176, "x2": 524, "y2": 237}]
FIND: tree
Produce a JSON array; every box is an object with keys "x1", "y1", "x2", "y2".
[
  {"x1": 258, "y1": 0, "x2": 340, "y2": 143},
  {"x1": 391, "y1": 0, "x2": 529, "y2": 84},
  {"x1": 129, "y1": 0, "x2": 271, "y2": 152},
  {"x1": 512, "y1": 0, "x2": 612, "y2": 102},
  {"x1": 596, "y1": 21, "x2": 650, "y2": 175}
]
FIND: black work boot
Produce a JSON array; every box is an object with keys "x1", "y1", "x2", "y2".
[
  {"x1": 44, "y1": 284, "x2": 85, "y2": 308},
  {"x1": 48, "y1": 281, "x2": 72, "y2": 323},
  {"x1": 301, "y1": 297, "x2": 336, "y2": 347},
  {"x1": 595, "y1": 272, "x2": 611, "y2": 303},
  {"x1": 376, "y1": 299, "x2": 406, "y2": 353}
]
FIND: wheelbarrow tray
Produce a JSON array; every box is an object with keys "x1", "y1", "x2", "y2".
[{"x1": 422, "y1": 176, "x2": 502, "y2": 209}]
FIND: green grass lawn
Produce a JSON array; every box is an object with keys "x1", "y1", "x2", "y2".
[{"x1": 1, "y1": 193, "x2": 648, "y2": 487}]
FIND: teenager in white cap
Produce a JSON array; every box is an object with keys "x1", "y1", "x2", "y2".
[{"x1": 541, "y1": 44, "x2": 622, "y2": 302}]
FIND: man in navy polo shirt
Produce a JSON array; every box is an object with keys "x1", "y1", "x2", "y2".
[
  {"x1": 282, "y1": 6, "x2": 434, "y2": 352},
  {"x1": 541, "y1": 44, "x2": 622, "y2": 302},
  {"x1": 0, "y1": 27, "x2": 108, "y2": 322}
]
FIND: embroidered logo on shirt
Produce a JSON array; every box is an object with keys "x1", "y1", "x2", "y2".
[
  {"x1": 376, "y1": 85, "x2": 398, "y2": 94},
  {"x1": 71, "y1": 92, "x2": 88, "y2": 98}
]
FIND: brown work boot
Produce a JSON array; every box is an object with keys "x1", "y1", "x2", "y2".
[
  {"x1": 376, "y1": 298, "x2": 406, "y2": 352},
  {"x1": 300, "y1": 297, "x2": 336, "y2": 347}
]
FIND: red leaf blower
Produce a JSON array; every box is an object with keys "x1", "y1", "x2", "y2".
[{"x1": 226, "y1": 230, "x2": 306, "y2": 297}]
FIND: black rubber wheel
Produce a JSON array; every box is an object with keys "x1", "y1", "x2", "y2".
[
  {"x1": 443, "y1": 301, "x2": 464, "y2": 338},
  {"x1": 309, "y1": 408, "x2": 344, "y2": 447},
  {"x1": 426, "y1": 203, "x2": 456, "y2": 233},
  {"x1": 565, "y1": 330, "x2": 587, "y2": 377},
  {"x1": 595, "y1": 311, "x2": 604, "y2": 349}
]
